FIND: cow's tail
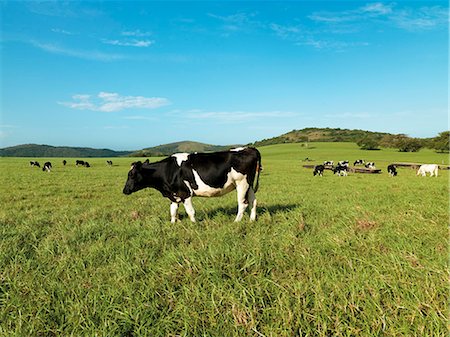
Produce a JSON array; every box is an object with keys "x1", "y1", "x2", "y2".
[{"x1": 253, "y1": 150, "x2": 262, "y2": 193}]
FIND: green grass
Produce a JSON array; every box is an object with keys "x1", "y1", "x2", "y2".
[{"x1": 0, "y1": 143, "x2": 448, "y2": 336}]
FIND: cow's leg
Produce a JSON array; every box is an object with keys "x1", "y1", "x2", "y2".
[
  {"x1": 183, "y1": 197, "x2": 196, "y2": 223},
  {"x1": 170, "y1": 202, "x2": 179, "y2": 223},
  {"x1": 247, "y1": 187, "x2": 257, "y2": 221},
  {"x1": 234, "y1": 181, "x2": 249, "y2": 222}
]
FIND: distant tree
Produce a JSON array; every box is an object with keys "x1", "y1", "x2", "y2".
[
  {"x1": 357, "y1": 136, "x2": 380, "y2": 150},
  {"x1": 431, "y1": 131, "x2": 449, "y2": 153},
  {"x1": 396, "y1": 138, "x2": 423, "y2": 152},
  {"x1": 379, "y1": 134, "x2": 408, "y2": 148}
]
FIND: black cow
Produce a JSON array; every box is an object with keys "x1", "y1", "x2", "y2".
[
  {"x1": 354, "y1": 159, "x2": 365, "y2": 166},
  {"x1": 387, "y1": 164, "x2": 398, "y2": 177},
  {"x1": 76, "y1": 160, "x2": 85, "y2": 166},
  {"x1": 63, "y1": 160, "x2": 67, "y2": 166},
  {"x1": 30, "y1": 161, "x2": 40, "y2": 168},
  {"x1": 123, "y1": 147, "x2": 262, "y2": 223},
  {"x1": 42, "y1": 162, "x2": 52, "y2": 172},
  {"x1": 333, "y1": 164, "x2": 348, "y2": 176},
  {"x1": 313, "y1": 164, "x2": 325, "y2": 176}
]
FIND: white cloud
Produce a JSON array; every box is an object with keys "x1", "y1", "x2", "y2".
[
  {"x1": 121, "y1": 30, "x2": 152, "y2": 37},
  {"x1": 102, "y1": 39, "x2": 154, "y2": 47},
  {"x1": 31, "y1": 41, "x2": 124, "y2": 61},
  {"x1": 309, "y1": 3, "x2": 447, "y2": 31},
  {"x1": 123, "y1": 115, "x2": 157, "y2": 121},
  {"x1": 51, "y1": 28, "x2": 75, "y2": 35},
  {"x1": 59, "y1": 92, "x2": 171, "y2": 112}
]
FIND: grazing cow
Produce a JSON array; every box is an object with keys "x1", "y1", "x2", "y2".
[
  {"x1": 42, "y1": 162, "x2": 52, "y2": 172},
  {"x1": 84, "y1": 162, "x2": 90, "y2": 168},
  {"x1": 417, "y1": 164, "x2": 439, "y2": 177},
  {"x1": 387, "y1": 164, "x2": 398, "y2": 177},
  {"x1": 365, "y1": 162, "x2": 376, "y2": 169},
  {"x1": 313, "y1": 164, "x2": 325, "y2": 176},
  {"x1": 333, "y1": 164, "x2": 348, "y2": 176},
  {"x1": 106, "y1": 160, "x2": 113, "y2": 166},
  {"x1": 323, "y1": 160, "x2": 334, "y2": 166},
  {"x1": 354, "y1": 159, "x2": 365, "y2": 166},
  {"x1": 30, "y1": 161, "x2": 40, "y2": 168},
  {"x1": 62, "y1": 160, "x2": 67, "y2": 166},
  {"x1": 76, "y1": 160, "x2": 85, "y2": 166},
  {"x1": 338, "y1": 160, "x2": 349, "y2": 167},
  {"x1": 123, "y1": 147, "x2": 262, "y2": 223}
]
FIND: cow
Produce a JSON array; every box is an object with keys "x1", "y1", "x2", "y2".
[
  {"x1": 76, "y1": 160, "x2": 85, "y2": 166},
  {"x1": 365, "y1": 162, "x2": 376, "y2": 169},
  {"x1": 323, "y1": 160, "x2": 334, "y2": 166},
  {"x1": 354, "y1": 159, "x2": 365, "y2": 166},
  {"x1": 417, "y1": 164, "x2": 439, "y2": 177},
  {"x1": 333, "y1": 164, "x2": 348, "y2": 176},
  {"x1": 313, "y1": 164, "x2": 325, "y2": 177},
  {"x1": 338, "y1": 160, "x2": 349, "y2": 167},
  {"x1": 123, "y1": 147, "x2": 262, "y2": 223},
  {"x1": 387, "y1": 164, "x2": 398, "y2": 177},
  {"x1": 42, "y1": 162, "x2": 52, "y2": 172},
  {"x1": 30, "y1": 161, "x2": 40, "y2": 168},
  {"x1": 62, "y1": 160, "x2": 67, "y2": 166},
  {"x1": 106, "y1": 160, "x2": 113, "y2": 166}
]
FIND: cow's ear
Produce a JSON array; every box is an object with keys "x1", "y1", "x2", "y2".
[
  {"x1": 132, "y1": 161, "x2": 142, "y2": 169},
  {"x1": 144, "y1": 159, "x2": 150, "y2": 164}
]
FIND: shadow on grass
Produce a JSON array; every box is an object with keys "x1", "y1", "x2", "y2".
[{"x1": 202, "y1": 203, "x2": 300, "y2": 219}]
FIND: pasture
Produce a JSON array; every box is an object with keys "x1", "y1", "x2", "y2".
[{"x1": 0, "y1": 142, "x2": 448, "y2": 336}]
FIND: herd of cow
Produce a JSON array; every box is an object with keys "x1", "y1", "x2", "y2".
[
  {"x1": 29, "y1": 159, "x2": 114, "y2": 171},
  {"x1": 313, "y1": 159, "x2": 388, "y2": 177},
  {"x1": 27, "y1": 147, "x2": 441, "y2": 222},
  {"x1": 312, "y1": 159, "x2": 440, "y2": 178}
]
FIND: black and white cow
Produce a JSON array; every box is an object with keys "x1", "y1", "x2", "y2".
[
  {"x1": 313, "y1": 164, "x2": 325, "y2": 177},
  {"x1": 354, "y1": 159, "x2": 365, "y2": 166},
  {"x1": 333, "y1": 164, "x2": 348, "y2": 176},
  {"x1": 76, "y1": 160, "x2": 85, "y2": 166},
  {"x1": 106, "y1": 160, "x2": 113, "y2": 166},
  {"x1": 338, "y1": 160, "x2": 349, "y2": 167},
  {"x1": 123, "y1": 147, "x2": 262, "y2": 223},
  {"x1": 30, "y1": 161, "x2": 40, "y2": 168},
  {"x1": 62, "y1": 160, "x2": 67, "y2": 166},
  {"x1": 323, "y1": 160, "x2": 334, "y2": 166},
  {"x1": 365, "y1": 162, "x2": 376, "y2": 169},
  {"x1": 42, "y1": 162, "x2": 52, "y2": 172},
  {"x1": 387, "y1": 164, "x2": 398, "y2": 177}
]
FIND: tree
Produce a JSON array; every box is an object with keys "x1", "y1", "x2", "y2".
[
  {"x1": 356, "y1": 136, "x2": 380, "y2": 150},
  {"x1": 432, "y1": 131, "x2": 449, "y2": 153},
  {"x1": 396, "y1": 138, "x2": 423, "y2": 152}
]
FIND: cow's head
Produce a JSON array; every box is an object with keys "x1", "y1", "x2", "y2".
[{"x1": 123, "y1": 161, "x2": 146, "y2": 195}]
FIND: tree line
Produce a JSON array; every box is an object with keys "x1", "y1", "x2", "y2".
[{"x1": 357, "y1": 131, "x2": 449, "y2": 152}]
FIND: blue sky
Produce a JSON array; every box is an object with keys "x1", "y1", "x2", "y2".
[{"x1": 0, "y1": 1, "x2": 448, "y2": 150}]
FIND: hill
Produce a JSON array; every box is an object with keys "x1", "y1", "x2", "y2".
[
  {"x1": 129, "y1": 141, "x2": 241, "y2": 157},
  {"x1": 0, "y1": 144, "x2": 131, "y2": 158},
  {"x1": 251, "y1": 127, "x2": 392, "y2": 147}
]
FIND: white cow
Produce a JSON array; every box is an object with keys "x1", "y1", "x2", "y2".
[{"x1": 417, "y1": 164, "x2": 439, "y2": 177}]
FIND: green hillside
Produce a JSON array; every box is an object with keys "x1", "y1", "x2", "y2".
[
  {"x1": 129, "y1": 141, "x2": 241, "y2": 157},
  {"x1": 252, "y1": 127, "x2": 392, "y2": 146},
  {"x1": 0, "y1": 144, "x2": 131, "y2": 158}
]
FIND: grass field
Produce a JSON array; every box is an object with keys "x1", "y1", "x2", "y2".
[{"x1": 0, "y1": 142, "x2": 448, "y2": 336}]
